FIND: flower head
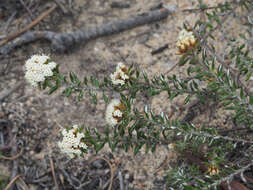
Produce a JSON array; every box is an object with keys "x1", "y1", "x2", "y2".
[
  {"x1": 106, "y1": 99, "x2": 125, "y2": 126},
  {"x1": 110, "y1": 62, "x2": 129, "y2": 85},
  {"x1": 207, "y1": 163, "x2": 219, "y2": 176},
  {"x1": 176, "y1": 29, "x2": 197, "y2": 54},
  {"x1": 24, "y1": 55, "x2": 57, "y2": 86},
  {"x1": 58, "y1": 125, "x2": 87, "y2": 158}
]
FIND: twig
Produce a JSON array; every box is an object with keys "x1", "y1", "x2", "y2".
[
  {"x1": 0, "y1": 81, "x2": 24, "y2": 101},
  {"x1": 245, "y1": 176, "x2": 253, "y2": 184},
  {"x1": 164, "y1": 62, "x2": 179, "y2": 75},
  {"x1": 1, "y1": 148, "x2": 23, "y2": 160},
  {"x1": 151, "y1": 43, "x2": 169, "y2": 55},
  {"x1": 89, "y1": 157, "x2": 114, "y2": 190},
  {"x1": 4, "y1": 11, "x2": 17, "y2": 33},
  {"x1": 184, "y1": 150, "x2": 249, "y2": 190},
  {"x1": 102, "y1": 169, "x2": 119, "y2": 190},
  {"x1": 9, "y1": 139, "x2": 19, "y2": 190},
  {"x1": 16, "y1": 177, "x2": 30, "y2": 190},
  {"x1": 111, "y1": 2, "x2": 130, "y2": 9},
  {"x1": 0, "y1": 4, "x2": 57, "y2": 47},
  {"x1": 205, "y1": 162, "x2": 253, "y2": 189},
  {"x1": 190, "y1": 130, "x2": 253, "y2": 144},
  {"x1": 154, "y1": 156, "x2": 168, "y2": 174},
  {"x1": 19, "y1": 0, "x2": 35, "y2": 20},
  {"x1": 218, "y1": 127, "x2": 253, "y2": 135},
  {"x1": 0, "y1": 8, "x2": 169, "y2": 54},
  {"x1": 0, "y1": 126, "x2": 13, "y2": 151},
  {"x1": 118, "y1": 170, "x2": 124, "y2": 190},
  {"x1": 50, "y1": 158, "x2": 59, "y2": 190},
  {"x1": 59, "y1": 167, "x2": 91, "y2": 189},
  {"x1": 53, "y1": 0, "x2": 68, "y2": 14},
  {"x1": 0, "y1": 131, "x2": 4, "y2": 145},
  {"x1": 4, "y1": 175, "x2": 22, "y2": 190}
]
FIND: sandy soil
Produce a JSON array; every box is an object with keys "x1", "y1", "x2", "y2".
[{"x1": 0, "y1": 0, "x2": 252, "y2": 189}]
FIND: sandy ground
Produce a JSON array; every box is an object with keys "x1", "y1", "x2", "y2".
[{"x1": 0, "y1": 0, "x2": 252, "y2": 189}]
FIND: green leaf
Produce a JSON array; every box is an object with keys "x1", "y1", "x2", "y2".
[
  {"x1": 147, "y1": 89, "x2": 160, "y2": 97},
  {"x1": 184, "y1": 185, "x2": 198, "y2": 190},
  {"x1": 83, "y1": 77, "x2": 88, "y2": 85},
  {"x1": 108, "y1": 140, "x2": 116, "y2": 152},
  {"x1": 240, "y1": 88, "x2": 244, "y2": 99},
  {"x1": 179, "y1": 56, "x2": 189, "y2": 66},
  {"x1": 102, "y1": 92, "x2": 108, "y2": 103},
  {"x1": 95, "y1": 142, "x2": 105, "y2": 153},
  {"x1": 136, "y1": 70, "x2": 140, "y2": 78},
  {"x1": 184, "y1": 95, "x2": 191, "y2": 104},
  {"x1": 49, "y1": 86, "x2": 58, "y2": 94},
  {"x1": 142, "y1": 71, "x2": 149, "y2": 83},
  {"x1": 78, "y1": 91, "x2": 83, "y2": 101},
  {"x1": 92, "y1": 94, "x2": 97, "y2": 104},
  {"x1": 249, "y1": 95, "x2": 253, "y2": 105},
  {"x1": 65, "y1": 87, "x2": 72, "y2": 97},
  {"x1": 90, "y1": 76, "x2": 100, "y2": 87},
  {"x1": 134, "y1": 143, "x2": 143, "y2": 155},
  {"x1": 69, "y1": 72, "x2": 75, "y2": 83}
]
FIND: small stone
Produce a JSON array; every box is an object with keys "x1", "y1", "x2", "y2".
[{"x1": 29, "y1": 150, "x2": 35, "y2": 156}]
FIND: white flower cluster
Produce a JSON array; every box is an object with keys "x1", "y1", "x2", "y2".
[
  {"x1": 106, "y1": 99, "x2": 124, "y2": 126},
  {"x1": 58, "y1": 125, "x2": 87, "y2": 158},
  {"x1": 176, "y1": 29, "x2": 196, "y2": 54},
  {"x1": 110, "y1": 62, "x2": 129, "y2": 85},
  {"x1": 25, "y1": 55, "x2": 57, "y2": 86}
]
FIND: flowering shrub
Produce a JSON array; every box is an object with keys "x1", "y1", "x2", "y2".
[{"x1": 24, "y1": 0, "x2": 253, "y2": 189}]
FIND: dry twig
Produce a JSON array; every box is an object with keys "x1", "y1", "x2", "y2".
[
  {"x1": 0, "y1": 127, "x2": 13, "y2": 151},
  {"x1": 0, "y1": 8, "x2": 169, "y2": 54},
  {"x1": 50, "y1": 158, "x2": 59, "y2": 190},
  {"x1": 89, "y1": 157, "x2": 114, "y2": 190},
  {"x1": 208, "y1": 162, "x2": 253, "y2": 189},
  {"x1": 4, "y1": 174, "x2": 22, "y2": 190},
  {"x1": 190, "y1": 130, "x2": 253, "y2": 145},
  {"x1": 15, "y1": 177, "x2": 30, "y2": 190},
  {"x1": 118, "y1": 170, "x2": 124, "y2": 190},
  {"x1": 151, "y1": 43, "x2": 169, "y2": 55},
  {"x1": 9, "y1": 139, "x2": 19, "y2": 190},
  {"x1": 1, "y1": 148, "x2": 23, "y2": 160},
  {"x1": 0, "y1": 4, "x2": 57, "y2": 47},
  {"x1": 19, "y1": 0, "x2": 35, "y2": 20}
]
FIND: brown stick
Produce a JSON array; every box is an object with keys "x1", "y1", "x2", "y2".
[
  {"x1": 0, "y1": 8, "x2": 169, "y2": 54},
  {"x1": 1, "y1": 148, "x2": 23, "y2": 160},
  {"x1": 15, "y1": 177, "x2": 30, "y2": 190},
  {"x1": 0, "y1": 4, "x2": 57, "y2": 47},
  {"x1": 89, "y1": 157, "x2": 114, "y2": 190},
  {"x1": 50, "y1": 158, "x2": 59, "y2": 190},
  {"x1": 4, "y1": 175, "x2": 22, "y2": 190}
]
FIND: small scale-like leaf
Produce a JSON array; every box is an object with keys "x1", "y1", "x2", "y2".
[
  {"x1": 134, "y1": 143, "x2": 142, "y2": 155},
  {"x1": 102, "y1": 92, "x2": 108, "y2": 103},
  {"x1": 65, "y1": 87, "x2": 72, "y2": 97},
  {"x1": 184, "y1": 95, "x2": 191, "y2": 104},
  {"x1": 49, "y1": 86, "x2": 58, "y2": 94},
  {"x1": 179, "y1": 56, "x2": 189, "y2": 66},
  {"x1": 78, "y1": 91, "x2": 83, "y2": 101}
]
